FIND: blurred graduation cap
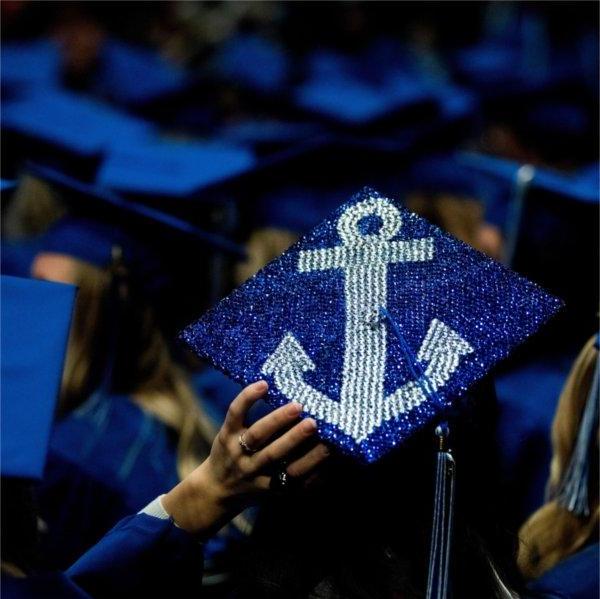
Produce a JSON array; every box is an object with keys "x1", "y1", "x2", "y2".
[
  {"x1": 458, "y1": 152, "x2": 598, "y2": 345},
  {"x1": 2, "y1": 89, "x2": 154, "y2": 173},
  {"x1": 28, "y1": 162, "x2": 246, "y2": 261},
  {"x1": 27, "y1": 162, "x2": 246, "y2": 329},
  {"x1": 1, "y1": 179, "x2": 17, "y2": 193},
  {"x1": 217, "y1": 118, "x2": 324, "y2": 154},
  {"x1": 211, "y1": 33, "x2": 291, "y2": 96},
  {"x1": 0, "y1": 38, "x2": 62, "y2": 93},
  {"x1": 1, "y1": 275, "x2": 76, "y2": 479},
  {"x1": 93, "y1": 38, "x2": 189, "y2": 107},
  {"x1": 293, "y1": 71, "x2": 436, "y2": 128},
  {"x1": 96, "y1": 138, "x2": 256, "y2": 198}
]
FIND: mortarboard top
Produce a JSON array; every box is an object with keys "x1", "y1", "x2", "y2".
[
  {"x1": 93, "y1": 38, "x2": 188, "y2": 107},
  {"x1": 457, "y1": 152, "x2": 599, "y2": 204},
  {"x1": 1, "y1": 275, "x2": 76, "y2": 479},
  {"x1": 28, "y1": 163, "x2": 246, "y2": 261},
  {"x1": 28, "y1": 163, "x2": 246, "y2": 334},
  {"x1": 0, "y1": 38, "x2": 62, "y2": 92},
  {"x1": 293, "y1": 72, "x2": 436, "y2": 128},
  {"x1": 95, "y1": 138, "x2": 256, "y2": 199},
  {"x1": 181, "y1": 187, "x2": 561, "y2": 463},
  {"x1": 1, "y1": 179, "x2": 17, "y2": 193},
  {"x1": 458, "y1": 152, "x2": 598, "y2": 347},
  {"x1": 218, "y1": 118, "x2": 325, "y2": 154},
  {"x1": 211, "y1": 33, "x2": 291, "y2": 96},
  {"x1": 2, "y1": 88, "x2": 155, "y2": 160}
]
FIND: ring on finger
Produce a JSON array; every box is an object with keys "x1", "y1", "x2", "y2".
[{"x1": 238, "y1": 432, "x2": 258, "y2": 455}]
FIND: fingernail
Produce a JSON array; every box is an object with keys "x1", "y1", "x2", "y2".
[
  {"x1": 255, "y1": 380, "x2": 268, "y2": 390},
  {"x1": 287, "y1": 402, "x2": 303, "y2": 415},
  {"x1": 302, "y1": 418, "x2": 317, "y2": 432}
]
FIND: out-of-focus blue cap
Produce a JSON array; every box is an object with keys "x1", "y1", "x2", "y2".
[
  {"x1": 1, "y1": 179, "x2": 17, "y2": 193},
  {"x1": 211, "y1": 33, "x2": 290, "y2": 95},
  {"x1": 1, "y1": 275, "x2": 76, "y2": 479},
  {"x1": 458, "y1": 153, "x2": 600, "y2": 204},
  {"x1": 2, "y1": 89, "x2": 154, "y2": 157},
  {"x1": 29, "y1": 163, "x2": 247, "y2": 260},
  {"x1": 218, "y1": 118, "x2": 324, "y2": 150},
  {"x1": 0, "y1": 38, "x2": 62, "y2": 91},
  {"x1": 96, "y1": 139, "x2": 255, "y2": 197},
  {"x1": 94, "y1": 38, "x2": 188, "y2": 106},
  {"x1": 294, "y1": 72, "x2": 434, "y2": 126}
]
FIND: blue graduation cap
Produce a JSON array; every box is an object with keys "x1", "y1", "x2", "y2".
[
  {"x1": 96, "y1": 138, "x2": 255, "y2": 198},
  {"x1": 0, "y1": 38, "x2": 62, "y2": 92},
  {"x1": 1, "y1": 275, "x2": 76, "y2": 479},
  {"x1": 29, "y1": 163, "x2": 246, "y2": 260},
  {"x1": 218, "y1": 118, "x2": 324, "y2": 151},
  {"x1": 181, "y1": 187, "x2": 561, "y2": 463},
  {"x1": 2, "y1": 89, "x2": 154, "y2": 158},
  {"x1": 457, "y1": 152, "x2": 598, "y2": 347},
  {"x1": 1, "y1": 179, "x2": 17, "y2": 193},
  {"x1": 94, "y1": 38, "x2": 188, "y2": 106},
  {"x1": 211, "y1": 33, "x2": 290, "y2": 95},
  {"x1": 293, "y1": 72, "x2": 434, "y2": 127},
  {"x1": 458, "y1": 152, "x2": 599, "y2": 205}
]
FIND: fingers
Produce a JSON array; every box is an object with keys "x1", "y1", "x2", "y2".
[
  {"x1": 286, "y1": 443, "x2": 330, "y2": 478},
  {"x1": 223, "y1": 381, "x2": 268, "y2": 432},
  {"x1": 254, "y1": 418, "x2": 318, "y2": 469},
  {"x1": 242, "y1": 402, "x2": 303, "y2": 451}
]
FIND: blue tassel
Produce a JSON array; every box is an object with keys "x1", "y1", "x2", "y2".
[
  {"x1": 426, "y1": 424, "x2": 456, "y2": 599},
  {"x1": 555, "y1": 355, "x2": 599, "y2": 517},
  {"x1": 378, "y1": 307, "x2": 455, "y2": 598}
]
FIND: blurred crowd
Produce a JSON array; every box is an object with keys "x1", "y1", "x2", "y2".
[{"x1": 0, "y1": 1, "x2": 598, "y2": 598}]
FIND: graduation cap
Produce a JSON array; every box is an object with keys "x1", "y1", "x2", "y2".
[
  {"x1": 29, "y1": 163, "x2": 245, "y2": 259},
  {"x1": 93, "y1": 38, "x2": 188, "y2": 107},
  {"x1": 1, "y1": 179, "x2": 17, "y2": 193},
  {"x1": 181, "y1": 188, "x2": 562, "y2": 597},
  {"x1": 0, "y1": 38, "x2": 62, "y2": 92},
  {"x1": 27, "y1": 163, "x2": 246, "y2": 332},
  {"x1": 457, "y1": 152, "x2": 599, "y2": 349},
  {"x1": 293, "y1": 72, "x2": 435, "y2": 128},
  {"x1": 2, "y1": 89, "x2": 154, "y2": 165},
  {"x1": 211, "y1": 33, "x2": 291, "y2": 96},
  {"x1": 181, "y1": 187, "x2": 561, "y2": 463},
  {"x1": 1, "y1": 275, "x2": 76, "y2": 479},
  {"x1": 95, "y1": 138, "x2": 256, "y2": 198}
]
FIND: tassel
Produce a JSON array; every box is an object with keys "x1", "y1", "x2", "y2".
[
  {"x1": 555, "y1": 355, "x2": 599, "y2": 517},
  {"x1": 426, "y1": 423, "x2": 456, "y2": 599},
  {"x1": 378, "y1": 307, "x2": 457, "y2": 597}
]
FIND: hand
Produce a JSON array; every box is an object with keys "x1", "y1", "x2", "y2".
[{"x1": 162, "y1": 381, "x2": 329, "y2": 537}]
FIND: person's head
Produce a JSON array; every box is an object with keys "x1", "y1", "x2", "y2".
[
  {"x1": 233, "y1": 379, "x2": 524, "y2": 598},
  {"x1": 32, "y1": 244, "x2": 214, "y2": 480},
  {"x1": 518, "y1": 335, "x2": 599, "y2": 579}
]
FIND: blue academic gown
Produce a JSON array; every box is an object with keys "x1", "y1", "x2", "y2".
[
  {"x1": 527, "y1": 543, "x2": 600, "y2": 599},
  {"x1": 2, "y1": 512, "x2": 204, "y2": 598},
  {"x1": 38, "y1": 393, "x2": 180, "y2": 569}
]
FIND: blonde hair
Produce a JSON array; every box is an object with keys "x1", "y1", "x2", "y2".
[
  {"x1": 60, "y1": 257, "x2": 215, "y2": 480},
  {"x1": 517, "y1": 336, "x2": 599, "y2": 579},
  {"x1": 235, "y1": 227, "x2": 299, "y2": 284}
]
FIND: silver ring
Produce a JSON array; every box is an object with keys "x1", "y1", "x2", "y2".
[
  {"x1": 269, "y1": 463, "x2": 291, "y2": 495},
  {"x1": 238, "y1": 432, "x2": 257, "y2": 455}
]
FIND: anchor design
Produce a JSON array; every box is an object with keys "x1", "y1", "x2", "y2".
[{"x1": 262, "y1": 196, "x2": 474, "y2": 443}]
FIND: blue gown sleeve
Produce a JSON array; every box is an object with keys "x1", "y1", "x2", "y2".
[
  {"x1": 66, "y1": 513, "x2": 204, "y2": 598},
  {"x1": 526, "y1": 543, "x2": 599, "y2": 599}
]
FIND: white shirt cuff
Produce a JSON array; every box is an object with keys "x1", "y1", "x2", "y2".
[{"x1": 138, "y1": 495, "x2": 171, "y2": 520}]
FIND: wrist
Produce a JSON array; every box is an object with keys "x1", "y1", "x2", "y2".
[{"x1": 162, "y1": 459, "x2": 230, "y2": 538}]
